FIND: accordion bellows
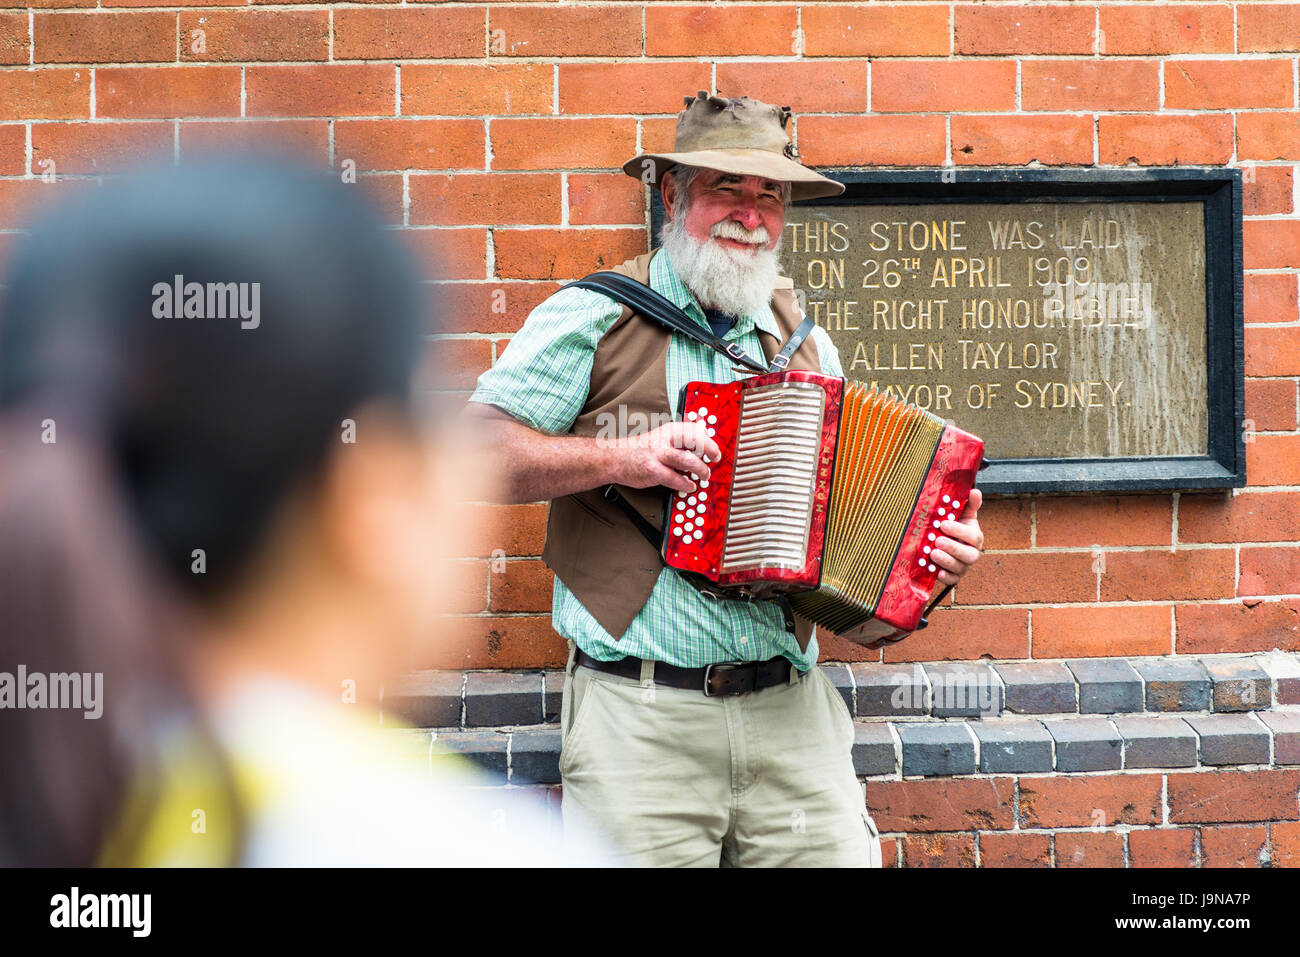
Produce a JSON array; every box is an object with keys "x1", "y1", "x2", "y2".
[{"x1": 662, "y1": 370, "x2": 985, "y2": 643}]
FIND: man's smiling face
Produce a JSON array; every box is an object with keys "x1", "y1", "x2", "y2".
[{"x1": 665, "y1": 169, "x2": 788, "y2": 255}]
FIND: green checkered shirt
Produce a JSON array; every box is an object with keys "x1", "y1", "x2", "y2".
[{"x1": 468, "y1": 246, "x2": 845, "y2": 670}]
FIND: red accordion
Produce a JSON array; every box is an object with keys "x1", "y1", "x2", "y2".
[{"x1": 662, "y1": 370, "x2": 985, "y2": 643}]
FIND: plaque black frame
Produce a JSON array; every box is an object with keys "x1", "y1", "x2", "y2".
[{"x1": 649, "y1": 167, "x2": 1245, "y2": 496}]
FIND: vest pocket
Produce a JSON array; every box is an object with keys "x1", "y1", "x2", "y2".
[{"x1": 568, "y1": 490, "x2": 615, "y2": 527}]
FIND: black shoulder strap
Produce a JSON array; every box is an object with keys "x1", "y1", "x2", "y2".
[{"x1": 564, "y1": 271, "x2": 773, "y2": 375}]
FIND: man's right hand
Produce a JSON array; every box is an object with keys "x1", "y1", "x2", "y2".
[{"x1": 612, "y1": 420, "x2": 722, "y2": 495}]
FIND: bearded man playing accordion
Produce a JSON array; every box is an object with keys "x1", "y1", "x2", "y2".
[{"x1": 464, "y1": 90, "x2": 986, "y2": 867}]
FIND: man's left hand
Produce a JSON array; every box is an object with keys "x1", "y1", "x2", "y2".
[{"x1": 928, "y1": 487, "x2": 986, "y2": 587}]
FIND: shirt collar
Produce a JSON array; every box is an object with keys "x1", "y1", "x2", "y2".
[{"x1": 650, "y1": 245, "x2": 781, "y2": 340}]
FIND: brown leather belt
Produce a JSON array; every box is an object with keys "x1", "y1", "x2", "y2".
[{"x1": 574, "y1": 648, "x2": 803, "y2": 697}]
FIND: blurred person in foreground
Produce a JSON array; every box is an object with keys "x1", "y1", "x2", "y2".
[{"x1": 0, "y1": 157, "x2": 609, "y2": 867}]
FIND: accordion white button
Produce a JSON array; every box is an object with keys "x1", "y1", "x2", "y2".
[
  {"x1": 928, "y1": 532, "x2": 936, "y2": 541},
  {"x1": 706, "y1": 428, "x2": 715, "y2": 437},
  {"x1": 952, "y1": 501, "x2": 962, "y2": 510},
  {"x1": 938, "y1": 508, "x2": 947, "y2": 518},
  {"x1": 932, "y1": 520, "x2": 941, "y2": 528},
  {"x1": 698, "y1": 407, "x2": 708, "y2": 416},
  {"x1": 688, "y1": 496, "x2": 697, "y2": 505},
  {"x1": 694, "y1": 518, "x2": 704, "y2": 528},
  {"x1": 917, "y1": 557, "x2": 925, "y2": 566},
  {"x1": 676, "y1": 501, "x2": 685, "y2": 510},
  {"x1": 942, "y1": 494, "x2": 951, "y2": 503},
  {"x1": 690, "y1": 472, "x2": 698, "y2": 480},
  {"x1": 700, "y1": 479, "x2": 709, "y2": 488},
  {"x1": 673, "y1": 526, "x2": 683, "y2": 537},
  {"x1": 686, "y1": 507, "x2": 695, "y2": 517},
  {"x1": 927, "y1": 563, "x2": 936, "y2": 572},
  {"x1": 923, "y1": 545, "x2": 931, "y2": 554},
  {"x1": 707, "y1": 414, "x2": 717, "y2": 424},
  {"x1": 699, "y1": 492, "x2": 707, "y2": 501}
]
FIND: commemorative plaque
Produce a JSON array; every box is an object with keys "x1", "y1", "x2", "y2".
[{"x1": 652, "y1": 168, "x2": 1245, "y2": 494}]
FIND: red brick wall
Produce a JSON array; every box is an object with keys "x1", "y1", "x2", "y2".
[{"x1": 0, "y1": 4, "x2": 1296, "y2": 670}]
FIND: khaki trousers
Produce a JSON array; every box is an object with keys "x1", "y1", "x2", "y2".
[{"x1": 559, "y1": 640, "x2": 883, "y2": 867}]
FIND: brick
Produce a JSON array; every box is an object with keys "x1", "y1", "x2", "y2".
[
  {"x1": 31, "y1": 121, "x2": 172, "y2": 174},
  {"x1": 420, "y1": 614, "x2": 567, "y2": 671},
  {"x1": 404, "y1": 228, "x2": 487, "y2": 281},
  {"x1": 510, "y1": 728, "x2": 561, "y2": 784},
  {"x1": 1098, "y1": 548, "x2": 1234, "y2": 601},
  {"x1": 878, "y1": 608, "x2": 1029, "y2": 664},
  {"x1": 978, "y1": 831, "x2": 1051, "y2": 867},
  {"x1": 1245, "y1": 379, "x2": 1298, "y2": 432},
  {"x1": 490, "y1": 6, "x2": 641, "y2": 58},
  {"x1": 436, "y1": 281, "x2": 561, "y2": 336},
  {"x1": 1177, "y1": 600, "x2": 1300, "y2": 655},
  {"x1": 1132, "y1": 657, "x2": 1211, "y2": 712},
  {"x1": 1186, "y1": 713, "x2": 1270, "y2": 766},
  {"x1": 921, "y1": 662, "x2": 1002, "y2": 718},
  {"x1": 1244, "y1": 164, "x2": 1295, "y2": 216},
  {"x1": 1128, "y1": 827, "x2": 1196, "y2": 867},
  {"x1": 180, "y1": 120, "x2": 329, "y2": 164},
  {"x1": 1200, "y1": 824, "x2": 1269, "y2": 867},
  {"x1": 432, "y1": 729, "x2": 508, "y2": 779},
  {"x1": 951, "y1": 114, "x2": 1093, "y2": 166},
  {"x1": 443, "y1": 560, "x2": 487, "y2": 615},
  {"x1": 1055, "y1": 831, "x2": 1124, "y2": 867},
  {"x1": 1017, "y1": 773, "x2": 1162, "y2": 828},
  {"x1": 954, "y1": 5, "x2": 1095, "y2": 55},
  {"x1": 1204, "y1": 657, "x2": 1272, "y2": 712},
  {"x1": 494, "y1": 227, "x2": 645, "y2": 281},
  {"x1": 34, "y1": 11, "x2": 174, "y2": 63},
  {"x1": 820, "y1": 664, "x2": 854, "y2": 713},
  {"x1": 1113, "y1": 715, "x2": 1198, "y2": 769},
  {"x1": 0, "y1": 68, "x2": 91, "y2": 121},
  {"x1": 465, "y1": 671, "x2": 543, "y2": 728},
  {"x1": 972, "y1": 719, "x2": 1054, "y2": 774},
  {"x1": 1165, "y1": 59, "x2": 1294, "y2": 110},
  {"x1": 973, "y1": 498, "x2": 1032, "y2": 550},
  {"x1": 1247, "y1": 434, "x2": 1300, "y2": 486},
  {"x1": 1022, "y1": 60, "x2": 1158, "y2": 111},
  {"x1": 1245, "y1": 271, "x2": 1299, "y2": 324},
  {"x1": 410, "y1": 173, "x2": 560, "y2": 227},
  {"x1": 646, "y1": 6, "x2": 797, "y2": 58},
  {"x1": 382, "y1": 669, "x2": 462, "y2": 728},
  {"x1": 801, "y1": 6, "x2": 949, "y2": 57},
  {"x1": 1237, "y1": 112, "x2": 1300, "y2": 162},
  {"x1": 1259, "y1": 651, "x2": 1300, "y2": 706},
  {"x1": 246, "y1": 64, "x2": 395, "y2": 118},
  {"x1": 0, "y1": 12, "x2": 27, "y2": 64},
  {"x1": 852, "y1": 662, "x2": 927, "y2": 717},
  {"x1": 567, "y1": 173, "x2": 642, "y2": 227},
  {"x1": 1036, "y1": 495, "x2": 1172, "y2": 548},
  {"x1": 333, "y1": 9, "x2": 481, "y2": 61},
  {"x1": 897, "y1": 722, "x2": 976, "y2": 776},
  {"x1": 1097, "y1": 5, "x2": 1234, "y2": 55},
  {"x1": 1275, "y1": 821, "x2": 1300, "y2": 866},
  {"x1": 900, "y1": 833, "x2": 976, "y2": 868},
  {"x1": 558, "y1": 62, "x2": 712, "y2": 115},
  {"x1": 179, "y1": 10, "x2": 328, "y2": 62},
  {"x1": 1043, "y1": 717, "x2": 1123, "y2": 771},
  {"x1": 0, "y1": 124, "x2": 23, "y2": 175},
  {"x1": 402, "y1": 63, "x2": 553, "y2": 117},
  {"x1": 1240, "y1": 546, "x2": 1300, "y2": 597},
  {"x1": 1181, "y1": 490, "x2": 1300, "y2": 544},
  {"x1": 1167, "y1": 768, "x2": 1300, "y2": 823},
  {"x1": 715, "y1": 61, "x2": 869, "y2": 114},
  {"x1": 460, "y1": 503, "x2": 549, "y2": 558},
  {"x1": 491, "y1": 118, "x2": 637, "y2": 171},
  {"x1": 1239, "y1": 4, "x2": 1300, "y2": 52},
  {"x1": 798, "y1": 115, "x2": 947, "y2": 167},
  {"x1": 0, "y1": 177, "x2": 97, "y2": 229},
  {"x1": 1064, "y1": 657, "x2": 1144, "y2": 714},
  {"x1": 873, "y1": 60, "x2": 1016, "y2": 112},
  {"x1": 1098, "y1": 114, "x2": 1233, "y2": 166},
  {"x1": 335, "y1": 118, "x2": 484, "y2": 173},
  {"x1": 951, "y1": 552, "x2": 1097, "y2": 605},
  {"x1": 993, "y1": 661, "x2": 1077, "y2": 715},
  {"x1": 98, "y1": 66, "x2": 241, "y2": 119},
  {"x1": 1247, "y1": 327, "x2": 1300, "y2": 377},
  {"x1": 489, "y1": 558, "x2": 554, "y2": 613},
  {"x1": 1034, "y1": 605, "x2": 1171, "y2": 659},
  {"x1": 852, "y1": 722, "x2": 897, "y2": 777},
  {"x1": 867, "y1": 777, "x2": 1016, "y2": 832},
  {"x1": 1261, "y1": 711, "x2": 1300, "y2": 764}
]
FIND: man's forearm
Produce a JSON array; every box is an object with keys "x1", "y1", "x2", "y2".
[{"x1": 468, "y1": 411, "x2": 621, "y2": 504}]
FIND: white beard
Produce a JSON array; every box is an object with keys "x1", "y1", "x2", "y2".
[{"x1": 659, "y1": 214, "x2": 784, "y2": 319}]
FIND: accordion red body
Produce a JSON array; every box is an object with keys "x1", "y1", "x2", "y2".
[{"x1": 662, "y1": 370, "x2": 985, "y2": 643}]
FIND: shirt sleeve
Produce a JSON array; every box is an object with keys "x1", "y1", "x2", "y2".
[
  {"x1": 810, "y1": 324, "x2": 845, "y2": 378},
  {"x1": 467, "y1": 286, "x2": 624, "y2": 436}
]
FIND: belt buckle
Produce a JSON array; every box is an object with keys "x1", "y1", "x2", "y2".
[{"x1": 703, "y1": 661, "x2": 756, "y2": 697}]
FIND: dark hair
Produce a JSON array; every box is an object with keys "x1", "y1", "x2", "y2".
[{"x1": 0, "y1": 156, "x2": 430, "y2": 865}]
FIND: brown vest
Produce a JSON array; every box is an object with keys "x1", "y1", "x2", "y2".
[{"x1": 540, "y1": 247, "x2": 822, "y2": 651}]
